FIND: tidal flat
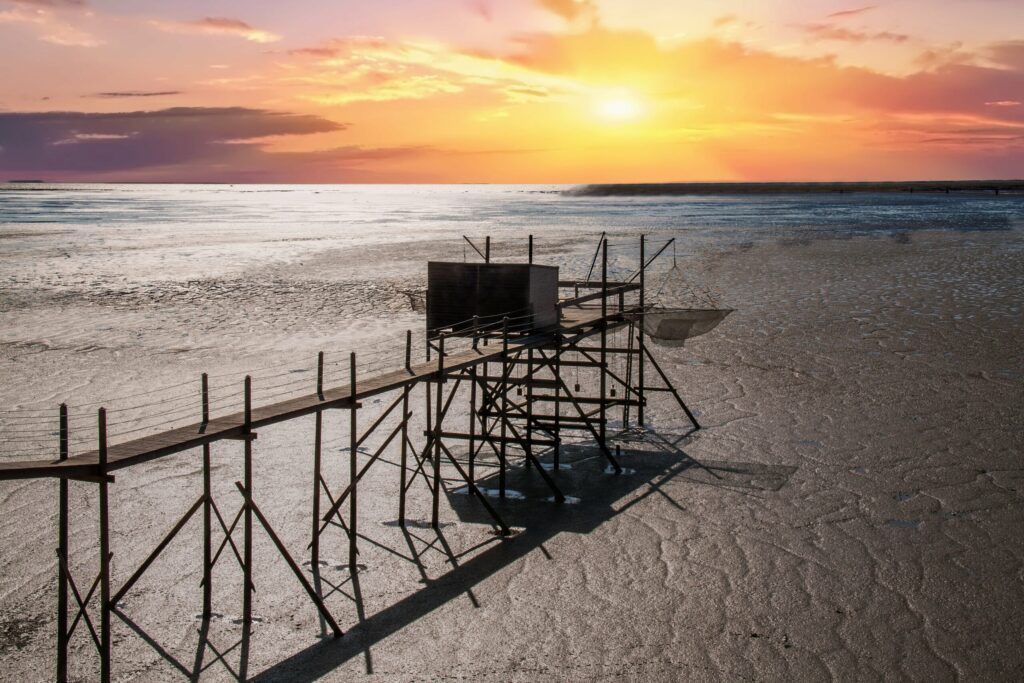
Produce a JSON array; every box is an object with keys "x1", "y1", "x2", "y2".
[{"x1": 1, "y1": 186, "x2": 1022, "y2": 680}]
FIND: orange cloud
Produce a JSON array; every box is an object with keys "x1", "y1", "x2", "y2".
[{"x1": 535, "y1": 0, "x2": 598, "y2": 22}]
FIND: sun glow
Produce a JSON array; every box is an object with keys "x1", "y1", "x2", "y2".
[{"x1": 595, "y1": 93, "x2": 644, "y2": 122}]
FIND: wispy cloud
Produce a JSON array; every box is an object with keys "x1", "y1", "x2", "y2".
[
  {"x1": 285, "y1": 35, "x2": 575, "y2": 106},
  {"x1": 712, "y1": 14, "x2": 738, "y2": 29},
  {"x1": 801, "y1": 23, "x2": 910, "y2": 44},
  {"x1": 826, "y1": 6, "x2": 877, "y2": 20},
  {"x1": 7, "y1": 0, "x2": 87, "y2": 7},
  {"x1": 89, "y1": 91, "x2": 182, "y2": 98},
  {"x1": 149, "y1": 16, "x2": 281, "y2": 44},
  {"x1": 0, "y1": 2, "x2": 101, "y2": 46}
]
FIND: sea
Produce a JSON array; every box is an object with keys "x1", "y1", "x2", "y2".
[{"x1": 2, "y1": 183, "x2": 1023, "y2": 248}]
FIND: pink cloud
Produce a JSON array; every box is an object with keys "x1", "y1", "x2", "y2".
[
  {"x1": 467, "y1": 0, "x2": 492, "y2": 22},
  {"x1": 7, "y1": 0, "x2": 86, "y2": 6},
  {"x1": 0, "y1": 2, "x2": 101, "y2": 46},
  {"x1": 801, "y1": 23, "x2": 910, "y2": 44},
  {"x1": 150, "y1": 16, "x2": 280, "y2": 43},
  {"x1": 826, "y1": 6, "x2": 876, "y2": 20}
]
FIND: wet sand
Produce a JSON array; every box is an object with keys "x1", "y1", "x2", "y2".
[{"x1": 1, "y1": 226, "x2": 1022, "y2": 681}]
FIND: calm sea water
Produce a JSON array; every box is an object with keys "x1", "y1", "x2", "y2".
[{"x1": 2, "y1": 184, "x2": 1023, "y2": 251}]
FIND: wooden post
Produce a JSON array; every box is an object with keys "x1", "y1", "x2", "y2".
[
  {"x1": 600, "y1": 239, "x2": 608, "y2": 451},
  {"x1": 399, "y1": 388, "x2": 409, "y2": 525},
  {"x1": 468, "y1": 363, "x2": 477, "y2": 485},
  {"x1": 348, "y1": 353, "x2": 358, "y2": 570},
  {"x1": 470, "y1": 311, "x2": 480, "y2": 485},
  {"x1": 485, "y1": 236, "x2": 491, "y2": 264},
  {"x1": 638, "y1": 235, "x2": 646, "y2": 427},
  {"x1": 312, "y1": 361, "x2": 323, "y2": 571},
  {"x1": 201, "y1": 374, "x2": 212, "y2": 618},
  {"x1": 98, "y1": 407, "x2": 111, "y2": 683},
  {"x1": 317, "y1": 351, "x2": 324, "y2": 401},
  {"x1": 499, "y1": 317, "x2": 508, "y2": 497},
  {"x1": 399, "y1": 332, "x2": 412, "y2": 525},
  {"x1": 553, "y1": 335, "x2": 561, "y2": 470},
  {"x1": 56, "y1": 404, "x2": 68, "y2": 682},
  {"x1": 528, "y1": 234, "x2": 534, "y2": 264},
  {"x1": 525, "y1": 347, "x2": 533, "y2": 471},
  {"x1": 242, "y1": 376, "x2": 253, "y2": 625},
  {"x1": 623, "y1": 322, "x2": 635, "y2": 428},
  {"x1": 432, "y1": 334, "x2": 445, "y2": 528}
]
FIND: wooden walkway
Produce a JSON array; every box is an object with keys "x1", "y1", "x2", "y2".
[{"x1": 0, "y1": 304, "x2": 628, "y2": 482}]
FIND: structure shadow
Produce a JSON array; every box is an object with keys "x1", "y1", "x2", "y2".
[{"x1": 251, "y1": 431, "x2": 793, "y2": 682}]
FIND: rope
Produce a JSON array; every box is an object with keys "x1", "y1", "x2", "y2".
[{"x1": 649, "y1": 240, "x2": 721, "y2": 309}]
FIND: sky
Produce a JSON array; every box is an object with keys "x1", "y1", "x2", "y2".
[{"x1": 0, "y1": 0, "x2": 1022, "y2": 182}]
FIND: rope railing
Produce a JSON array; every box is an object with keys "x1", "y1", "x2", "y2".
[{"x1": 0, "y1": 308, "x2": 539, "y2": 459}]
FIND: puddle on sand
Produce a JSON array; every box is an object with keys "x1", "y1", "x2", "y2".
[
  {"x1": 546, "y1": 495, "x2": 581, "y2": 504},
  {"x1": 452, "y1": 486, "x2": 526, "y2": 500}
]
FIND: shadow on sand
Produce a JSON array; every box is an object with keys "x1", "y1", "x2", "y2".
[{"x1": 128, "y1": 428, "x2": 794, "y2": 681}]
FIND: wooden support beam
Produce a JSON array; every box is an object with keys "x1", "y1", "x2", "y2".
[
  {"x1": 557, "y1": 284, "x2": 636, "y2": 308},
  {"x1": 505, "y1": 358, "x2": 605, "y2": 368},
  {"x1": 529, "y1": 395, "x2": 644, "y2": 406},
  {"x1": 431, "y1": 431, "x2": 557, "y2": 446}
]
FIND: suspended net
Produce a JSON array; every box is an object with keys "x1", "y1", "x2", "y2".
[
  {"x1": 633, "y1": 241, "x2": 734, "y2": 346},
  {"x1": 634, "y1": 307, "x2": 733, "y2": 347}
]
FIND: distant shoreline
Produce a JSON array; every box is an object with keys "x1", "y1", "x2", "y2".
[
  {"x1": 3, "y1": 180, "x2": 1024, "y2": 195},
  {"x1": 567, "y1": 181, "x2": 1024, "y2": 196}
]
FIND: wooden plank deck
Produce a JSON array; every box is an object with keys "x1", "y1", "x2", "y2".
[{"x1": 0, "y1": 304, "x2": 634, "y2": 481}]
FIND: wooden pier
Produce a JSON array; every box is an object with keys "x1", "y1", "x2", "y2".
[{"x1": 0, "y1": 235, "x2": 703, "y2": 681}]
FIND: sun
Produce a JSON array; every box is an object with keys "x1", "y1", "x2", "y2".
[{"x1": 594, "y1": 91, "x2": 645, "y2": 122}]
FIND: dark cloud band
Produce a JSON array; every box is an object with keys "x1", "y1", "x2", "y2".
[{"x1": 0, "y1": 107, "x2": 344, "y2": 175}]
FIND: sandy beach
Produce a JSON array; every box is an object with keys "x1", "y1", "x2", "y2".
[{"x1": 1, "y1": 188, "x2": 1022, "y2": 681}]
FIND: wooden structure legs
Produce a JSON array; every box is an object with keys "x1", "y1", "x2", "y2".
[{"x1": 40, "y1": 235, "x2": 706, "y2": 680}]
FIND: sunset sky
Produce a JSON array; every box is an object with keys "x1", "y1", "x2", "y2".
[{"x1": 1, "y1": 0, "x2": 1022, "y2": 182}]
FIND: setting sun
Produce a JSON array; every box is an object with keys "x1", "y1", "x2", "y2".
[
  {"x1": 595, "y1": 94, "x2": 644, "y2": 122},
  {"x1": 0, "y1": 0, "x2": 1022, "y2": 182}
]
